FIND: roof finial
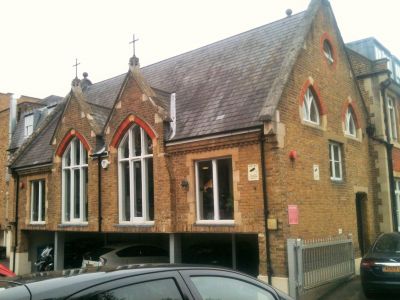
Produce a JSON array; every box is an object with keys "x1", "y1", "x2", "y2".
[
  {"x1": 286, "y1": 8, "x2": 293, "y2": 17},
  {"x1": 129, "y1": 34, "x2": 140, "y2": 67},
  {"x1": 71, "y1": 58, "x2": 81, "y2": 87}
]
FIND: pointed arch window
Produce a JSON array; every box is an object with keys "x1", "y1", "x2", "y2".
[
  {"x1": 344, "y1": 106, "x2": 356, "y2": 137},
  {"x1": 118, "y1": 125, "x2": 154, "y2": 223},
  {"x1": 302, "y1": 88, "x2": 320, "y2": 125},
  {"x1": 62, "y1": 137, "x2": 88, "y2": 223}
]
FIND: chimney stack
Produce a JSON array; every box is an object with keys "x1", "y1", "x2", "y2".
[{"x1": 9, "y1": 94, "x2": 18, "y2": 143}]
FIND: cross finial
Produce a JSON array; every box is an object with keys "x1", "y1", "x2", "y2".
[
  {"x1": 129, "y1": 34, "x2": 139, "y2": 57},
  {"x1": 73, "y1": 58, "x2": 80, "y2": 78}
]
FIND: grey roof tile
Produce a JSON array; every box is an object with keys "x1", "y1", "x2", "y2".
[{"x1": 141, "y1": 12, "x2": 306, "y2": 140}]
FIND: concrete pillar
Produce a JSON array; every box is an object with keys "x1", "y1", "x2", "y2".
[
  {"x1": 169, "y1": 233, "x2": 181, "y2": 264},
  {"x1": 54, "y1": 232, "x2": 65, "y2": 270}
]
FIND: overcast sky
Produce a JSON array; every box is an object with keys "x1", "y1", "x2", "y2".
[{"x1": 1, "y1": 0, "x2": 398, "y2": 99}]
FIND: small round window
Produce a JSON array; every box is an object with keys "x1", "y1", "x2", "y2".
[{"x1": 323, "y1": 40, "x2": 334, "y2": 64}]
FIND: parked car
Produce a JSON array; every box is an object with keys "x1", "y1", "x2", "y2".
[
  {"x1": 360, "y1": 232, "x2": 400, "y2": 298},
  {"x1": 81, "y1": 244, "x2": 169, "y2": 267},
  {"x1": 0, "y1": 265, "x2": 293, "y2": 299}
]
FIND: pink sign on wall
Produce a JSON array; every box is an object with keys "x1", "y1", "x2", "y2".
[{"x1": 288, "y1": 205, "x2": 299, "y2": 225}]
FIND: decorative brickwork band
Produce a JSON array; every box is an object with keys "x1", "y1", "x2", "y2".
[
  {"x1": 110, "y1": 115, "x2": 156, "y2": 148},
  {"x1": 298, "y1": 78, "x2": 327, "y2": 115},
  {"x1": 56, "y1": 130, "x2": 91, "y2": 157}
]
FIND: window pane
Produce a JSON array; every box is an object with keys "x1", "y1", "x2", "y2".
[
  {"x1": 41, "y1": 181, "x2": 46, "y2": 222},
  {"x1": 82, "y1": 146, "x2": 88, "y2": 164},
  {"x1": 133, "y1": 126, "x2": 141, "y2": 157},
  {"x1": 333, "y1": 145, "x2": 339, "y2": 161},
  {"x1": 121, "y1": 161, "x2": 131, "y2": 221},
  {"x1": 146, "y1": 134, "x2": 153, "y2": 155},
  {"x1": 93, "y1": 278, "x2": 183, "y2": 300},
  {"x1": 32, "y1": 181, "x2": 39, "y2": 222},
  {"x1": 334, "y1": 161, "x2": 341, "y2": 179},
  {"x1": 310, "y1": 100, "x2": 318, "y2": 123},
  {"x1": 74, "y1": 140, "x2": 80, "y2": 165},
  {"x1": 65, "y1": 170, "x2": 71, "y2": 221},
  {"x1": 217, "y1": 159, "x2": 234, "y2": 220},
  {"x1": 147, "y1": 159, "x2": 154, "y2": 220},
  {"x1": 65, "y1": 148, "x2": 71, "y2": 167},
  {"x1": 134, "y1": 161, "x2": 142, "y2": 217},
  {"x1": 84, "y1": 168, "x2": 88, "y2": 221},
  {"x1": 74, "y1": 169, "x2": 80, "y2": 219},
  {"x1": 191, "y1": 276, "x2": 275, "y2": 300},
  {"x1": 198, "y1": 160, "x2": 214, "y2": 220},
  {"x1": 121, "y1": 136, "x2": 129, "y2": 158}
]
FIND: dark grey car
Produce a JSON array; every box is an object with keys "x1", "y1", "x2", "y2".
[
  {"x1": 360, "y1": 232, "x2": 400, "y2": 298},
  {"x1": 0, "y1": 265, "x2": 293, "y2": 300}
]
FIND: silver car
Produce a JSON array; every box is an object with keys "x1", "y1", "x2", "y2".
[{"x1": 81, "y1": 244, "x2": 169, "y2": 267}]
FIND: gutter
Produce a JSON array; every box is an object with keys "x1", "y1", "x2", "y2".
[
  {"x1": 259, "y1": 127, "x2": 272, "y2": 284},
  {"x1": 90, "y1": 149, "x2": 108, "y2": 232},
  {"x1": 12, "y1": 174, "x2": 20, "y2": 272},
  {"x1": 380, "y1": 79, "x2": 398, "y2": 232}
]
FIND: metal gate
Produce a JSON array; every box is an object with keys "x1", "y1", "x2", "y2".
[{"x1": 287, "y1": 235, "x2": 355, "y2": 299}]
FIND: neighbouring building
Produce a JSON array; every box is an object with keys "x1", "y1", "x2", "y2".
[
  {"x1": 5, "y1": 0, "x2": 380, "y2": 293},
  {"x1": 348, "y1": 38, "x2": 400, "y2": 236}
]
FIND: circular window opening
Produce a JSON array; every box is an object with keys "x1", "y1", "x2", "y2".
[{"x1": 323, "y1": 40, "x2": 334, "y2": 64}]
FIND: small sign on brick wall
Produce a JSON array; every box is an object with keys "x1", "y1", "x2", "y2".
[
  {"x1": 313, "y1": 164, "x2": 320, "y2": 180},
  {"x1": 288, "y1": 205, "x2": 299, "y2": 225},
  {"x1": 248, "y1": 164, "x2": 259, "y2": 181}
]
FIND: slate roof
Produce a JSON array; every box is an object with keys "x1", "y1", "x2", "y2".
[
  {"x1": 141, "y1": 11, "x2": 307, "y2": 140},
  {"x1": 11, "y1": 1, "x2": 322, "y2": 169}
]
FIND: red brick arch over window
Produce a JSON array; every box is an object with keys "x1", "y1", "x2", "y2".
[
  {"x1": 298, "y1": 79, "x2": 327, "y2": 115},
  {"x1": 110, "y1": 115, "x2": 156, "y2": 148},
  {"x1": 55, "y1": 130, "x2": 91, "y2": 157},
  {"x1": 341, "y1": 99, "x2": 361, "y2": 129}
]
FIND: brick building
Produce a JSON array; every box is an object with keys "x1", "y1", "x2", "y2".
[
  {"x1": 5, "y1": 0, "x2": 379, "y2": 292},
  {"x1": 347, "y1": 38, "x2": 400, "y2": 235}
]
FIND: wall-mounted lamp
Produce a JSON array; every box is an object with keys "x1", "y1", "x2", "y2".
[
  {"x1": 180, "y1": 179, "x2": 189, "y2": 190},
  {"x1": 20, "y1": 182, "x2": 25, "y2": 189}
]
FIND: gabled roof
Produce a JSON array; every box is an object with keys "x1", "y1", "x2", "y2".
[
  {"x1": 11, "y1": 0, "x2": 326, "y2": 169},
  {"x1": 141, "y1": 8, "x2": 314, "y2": 140}
]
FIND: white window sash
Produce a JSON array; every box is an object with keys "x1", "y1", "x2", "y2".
[
  {"x1": 62, "y1": 139, "x2": 88, "y2": 224},
  {"x1": 118, "y1": 126, "x2": 153, "y2": 223},
  {"x1": 195, "y1": 158, "x2": 233, "y2": 222},
  {"x1": 31, "y1": 180, "x2": 45, "y2": 223},
  {"x1": 330, "y1": 143, "x2": 342, "y2": 180}
]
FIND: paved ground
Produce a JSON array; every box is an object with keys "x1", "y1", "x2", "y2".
[{"x1": 319, "y1": 276, "x2": 398, "y2": 300}]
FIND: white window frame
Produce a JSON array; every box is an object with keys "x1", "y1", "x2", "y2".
[
  {"x1": 195, "y1": 157, "x2": 234, "y2": 225},
  {"x1": 387, "y1": 97, "x2": 398, "y2": 141},
  {"x1": 118, "y1": 125, "x2": 154, "y2": 224},
  {"x1": 323, "y1": 40, "x2": 334, "y2": 63},
  {"x1": 344, "y1": 107, "x2": 356, "y2": 137},
  {"x1": 375, "y1": 46, "x2": 387, "y2": 60},
  {"x1": 24, "y1": 114, "x2": 34, "y2": 137},
  {"x1": 30, "y1": 180, "x2": 45, "y2": 224},
  {"x1": 329, "y1": 142, "x2": 343, "y2": 181},
  {"x1": 395, "y1": 179, "x2": 400, "y2": 232},
  {"x1": 302, "y1": 88, "x2": 320, "y2": 125},
  {"x1": 61, "y1": 137, "x2": 88, "y2": 224}
]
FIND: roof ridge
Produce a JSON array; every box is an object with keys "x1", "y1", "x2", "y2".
[{"x1": 141, "y1": 11, "x2": 306, "y2": 72}]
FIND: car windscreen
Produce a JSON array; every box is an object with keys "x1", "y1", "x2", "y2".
[
  {"x1": 374, "y1": 234, "x2": 400, "y2": 253},
  {"x1": 83, "y1": 247, "x2": 114, "y2": 260}
]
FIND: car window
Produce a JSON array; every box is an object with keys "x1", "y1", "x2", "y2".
[
  {"x1": 374, "y1": 234, "x2": 400, "y2": 253},
  {"x1": 116, "y1": 246, "x2": 167, "y2": 257},
  {"x1": 86, "y1": 278, "x2": 183, "y2": 300},
  {"x1": 190, "y1": 276, "x2": 276, "y2": 300},
  {"x1": 83, "y1": 247, "x2": 115, "y2": 260}
]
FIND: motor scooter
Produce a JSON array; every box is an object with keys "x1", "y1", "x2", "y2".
[{"x1": 35, "y1": 246, "x2": 54, "y2": 272}]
